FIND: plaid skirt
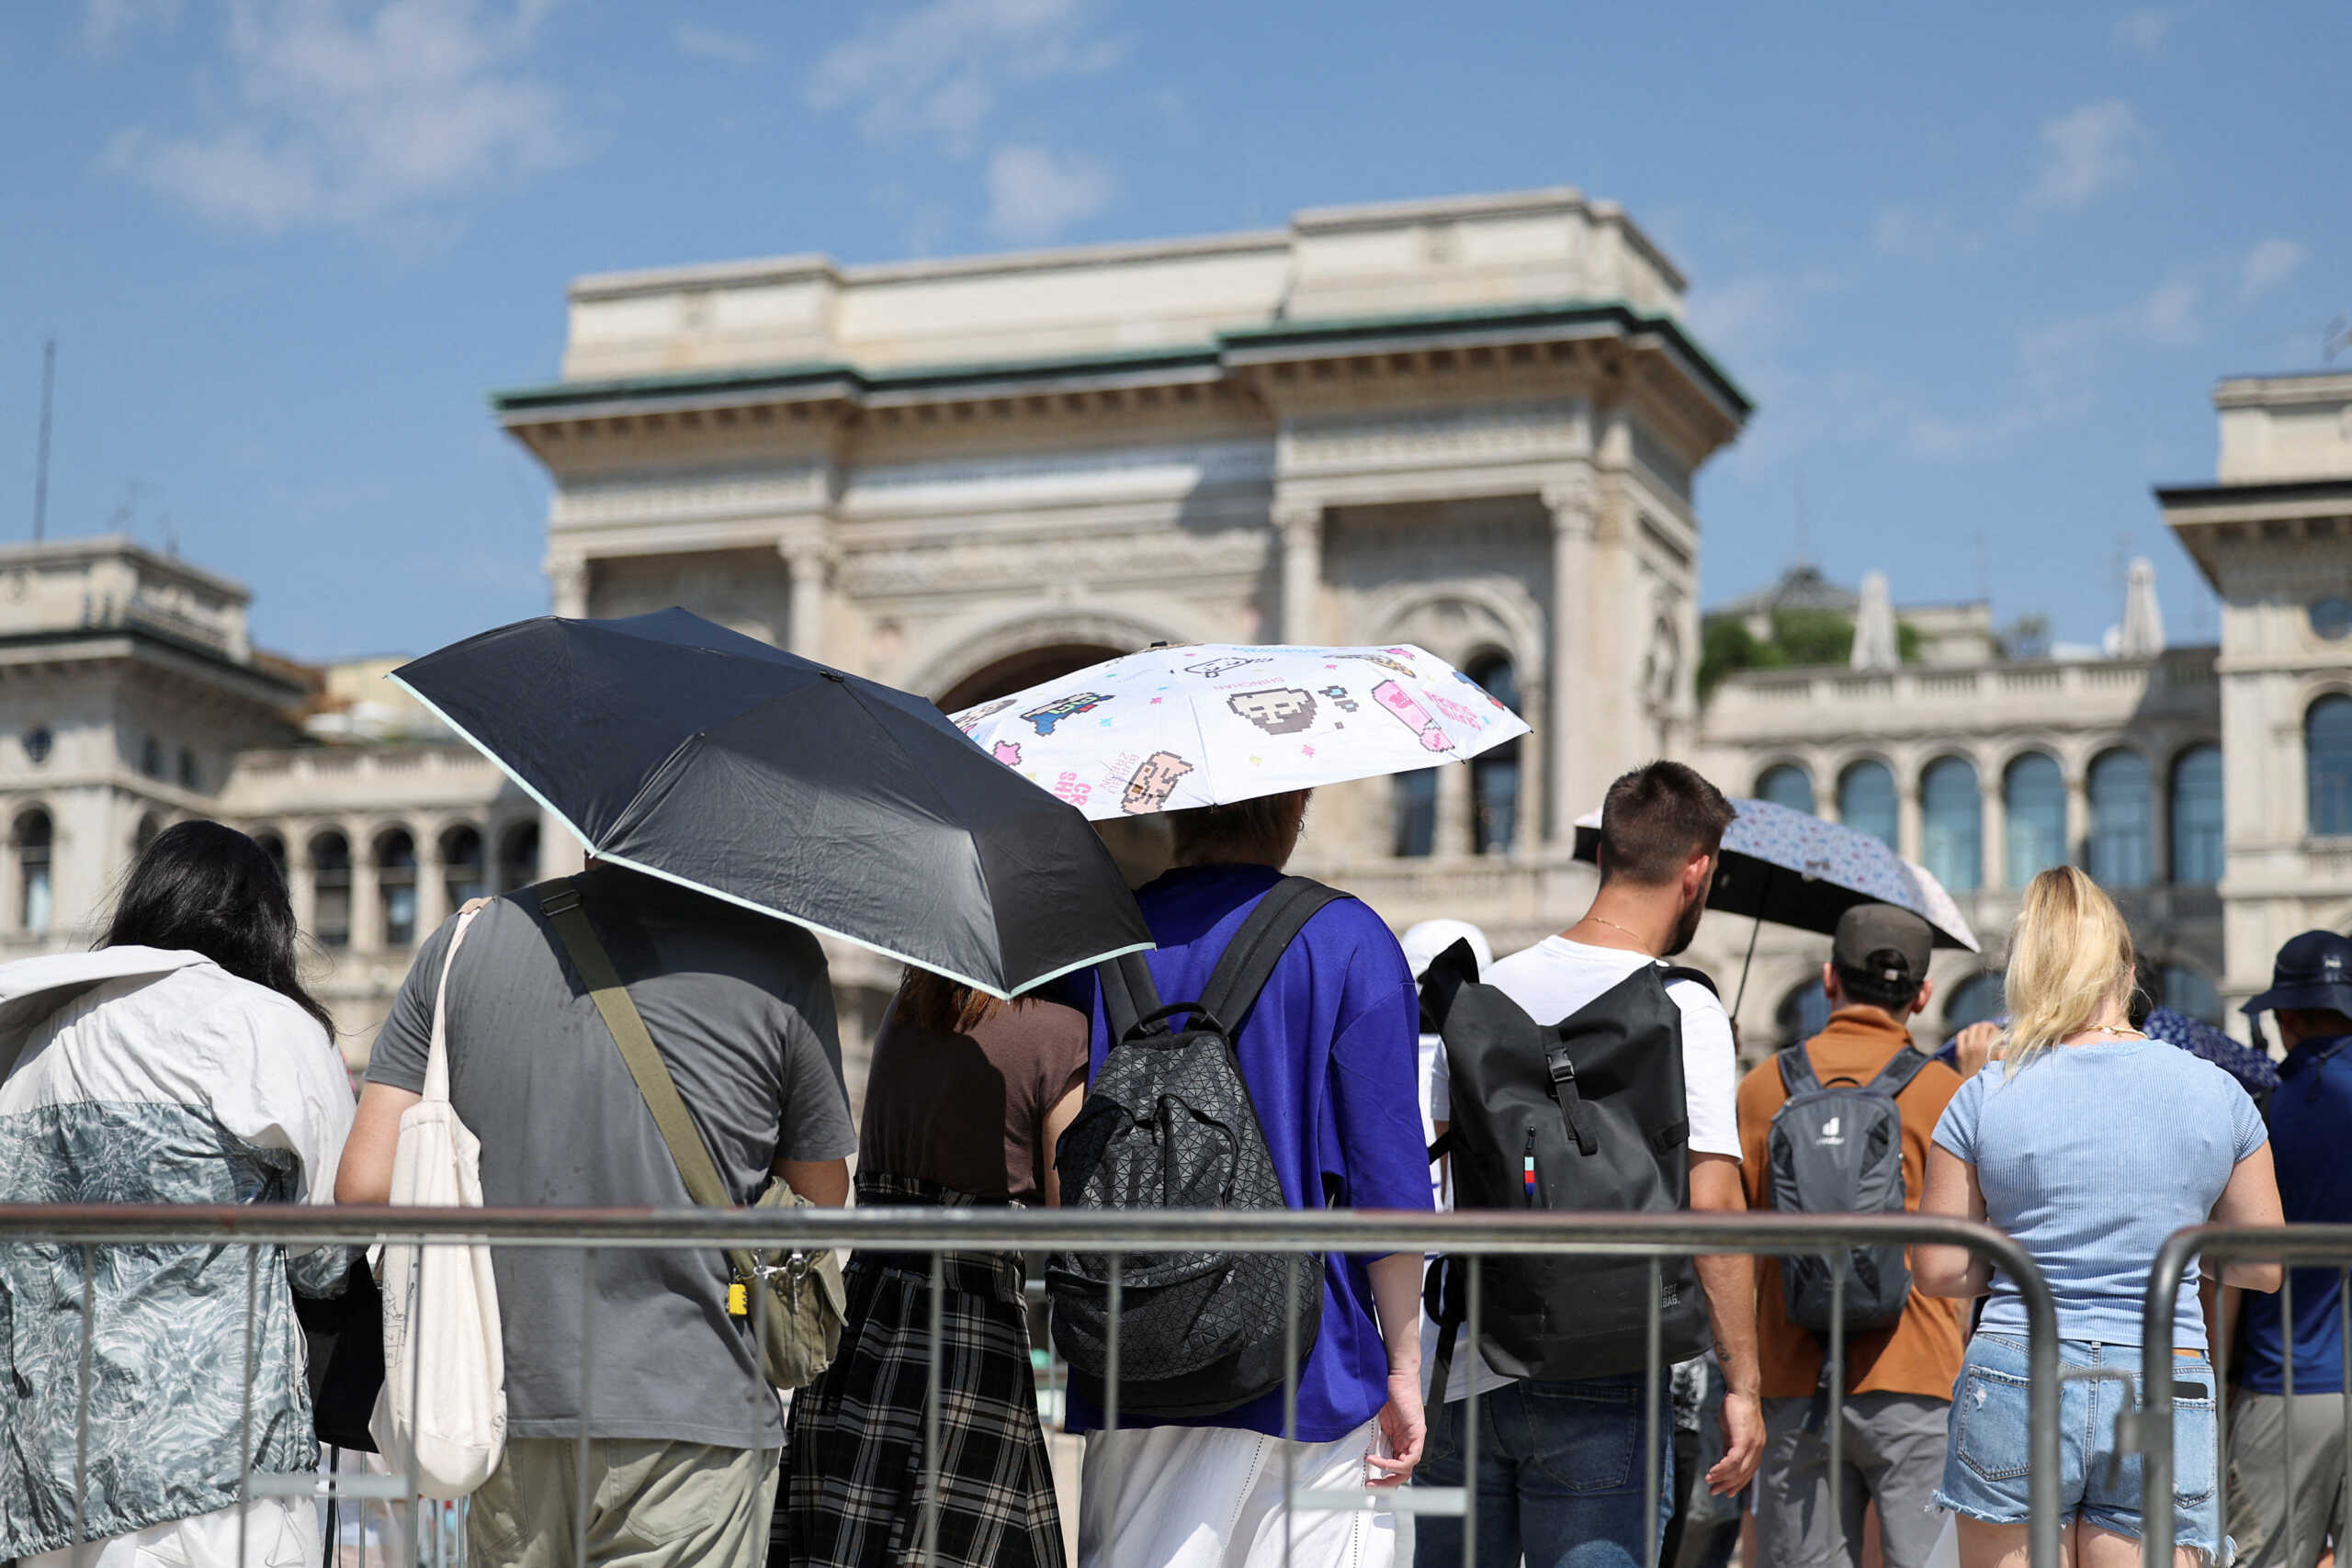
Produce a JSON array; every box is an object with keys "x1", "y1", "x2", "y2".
[{"x1": 784, "y1": 1174, "x2": 1065, "y2": 1568}]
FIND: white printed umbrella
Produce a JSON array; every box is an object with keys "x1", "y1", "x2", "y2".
[{"x1": 952, "y1": 642, "x2": 1531, "y2": 821}]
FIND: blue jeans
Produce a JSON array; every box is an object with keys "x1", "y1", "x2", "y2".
[{"x1": 1413, "y1": 1373, "x2": 1675, "y2": 1568}]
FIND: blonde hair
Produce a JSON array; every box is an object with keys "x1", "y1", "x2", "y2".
[{"x1": 2001, "y1": 866, "x2": 2136, "y2": 1077}]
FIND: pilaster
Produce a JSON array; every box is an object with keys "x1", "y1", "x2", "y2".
[
  {"x1": 415, "y1": 839, "x2": 450, "y2": 938},
  {"x1": 1273, "y1": 502, "x2": 1324, "y2": 645},
  {"x1": 1980, "y1": 783, "x2": 2006, "y2": 893},
  {"x1": 780, "y1": 533, "x2": 834, "y2": 661},
  {"x1": 1543, "y1": 473, "x2": 1599, "y2": 840},
  {"x1": 549, "y1": 556, "x2": 591, "y2": 620}
]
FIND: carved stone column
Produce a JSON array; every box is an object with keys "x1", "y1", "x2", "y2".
[
  {"x1": 1273, "y1": 502, "x2": 1323, "y2": 645},
  {"x1": 1435, "y1": 762, "x2": 1475, "y2": 857},
  {"x1": 351, "y1": 832, "x2": 383, "y2": 953},
  {"x1": 780, "y1": 536, "x2": 833, "y2": 660},
  {"x1": 1897, "y1": 776, "x2": 1924, "y2": 864},
  {"x1": 548, "y1": 555, "x2": 591, "y2": 619},
  {"x1": 288, "y1": 830, "x2": 317, "y2": 936},
  {"x1": 1980, "y1": 778, "x2": 2007, "y2": 893},
  {"x1": 2065, "y1": 767, "x2": 2091, "y2": 870},
  {"x1": 1515, "y1": 673, "x2": 1547, "y2": 857},
  {"x1": 415, "y1": 832, "x2": 451, "y2": 937},
  {"x1": 1542, "y1": 476, "x2": 1598, "y2": 842}
]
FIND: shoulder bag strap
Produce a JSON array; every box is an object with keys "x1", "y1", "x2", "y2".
[
  {"x1": 1776, "y1": 1044, "x2": 1820, "y2": 1099},
  {"x1": 1868, "y1": 1044, "x2": 1933, "y2": 1098},
  {"x1": 422, "y1": 906, "x2": 484, "y2": 1106},
  {"x1": 1195, "y1": 875, "x2": 1349, "y2": 1036},
  {"x1": 1097, "y1": 950, "x2": 1167, "y2": 1045},
  {"x1": 537, "y1": 879, "x2": 730, "y2": 1210}
]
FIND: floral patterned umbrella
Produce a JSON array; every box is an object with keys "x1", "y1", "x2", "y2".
[{"x1": 953, "y1": 642, "x2": 1530, "y2": 821}]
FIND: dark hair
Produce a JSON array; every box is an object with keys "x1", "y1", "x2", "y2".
[
  {"x1": 1596, "y1": 761, "x2": 1736, "y2": 886},
  {"x1": 894, "y1": 965, "x2": 1040, "y2": 1034},
  {"x1": 101, "y1": 819, "x2": 335, "y2": 1034},
  {"x1": 1168, "y1": 790, "x2": 1305, "y2": 864},
  {"x1": 1835, "y1": 953, "x2": 1924, "y2": 1013}
]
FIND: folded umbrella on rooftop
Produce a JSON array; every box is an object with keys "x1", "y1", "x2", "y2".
[
  {"x1": 952, "y1": 641, "x2": 1531, "y2": 819},
  {"x1": 392, "y1": 609, "x2": 1153, "y2": 999}
]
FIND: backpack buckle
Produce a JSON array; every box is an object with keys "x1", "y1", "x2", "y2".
[{"x1": 1544, "y1": 1045, "x2": 1577, "y2": 1089}]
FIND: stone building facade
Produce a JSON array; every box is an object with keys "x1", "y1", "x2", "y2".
[{"x1": 0, "y1": 196, "x2": 2343, "y2": 1088}]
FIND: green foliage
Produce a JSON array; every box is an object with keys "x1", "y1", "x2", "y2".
[
  {"x1": 1897, "y1": 621, "x2": 1924, "y2": 663},
  {"x1": 1770, "y1": 608, "x2": 1855, "y2": 667}
]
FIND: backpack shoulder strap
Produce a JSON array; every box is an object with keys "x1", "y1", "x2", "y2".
[
  {"x1": 1776, "y1": 1044, "x2": 1821, "y2": 1099},
  {"x1": 1868, "y1": 1044, "x2": 1933, "y2": 1098},
  {"x1": 1195, "y1": 875, "x2": 1350, "y2": 1038},
  {"x1": 538, "y1": 878, "x2": 730, "y2": 1210},
  {"x1": 1656, "y1": 964, "x2": 1719, "y2": 998},
  {"x1": 1098, "y1": 951, "x2": 1167, "y2": 1045}
]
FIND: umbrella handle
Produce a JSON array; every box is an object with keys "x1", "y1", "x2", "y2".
[{"x1": 1731, "y1": 863, "x2": 1774, "y2": 1022}]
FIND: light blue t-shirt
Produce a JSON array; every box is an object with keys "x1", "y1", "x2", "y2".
[{"x1": 1932, "y1": 1037, "x2": 2267, "y2": 1348}]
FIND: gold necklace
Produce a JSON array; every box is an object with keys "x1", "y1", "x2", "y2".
[{"x1": 2081, "y1": 1024, "x2": 2145, "y2": 1040}]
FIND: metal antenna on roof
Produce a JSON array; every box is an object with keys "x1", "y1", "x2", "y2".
[{"x1": 31, "y1": 337, "x2": 53, "y2": 543}]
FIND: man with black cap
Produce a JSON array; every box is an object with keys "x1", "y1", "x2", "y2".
[
  {"x1": 2228, "y1": 930, "x2": 2352, "y2": 1568},
  {"x1": 1735, "y1": 902, "x2": 1964, "y2": 1568}
]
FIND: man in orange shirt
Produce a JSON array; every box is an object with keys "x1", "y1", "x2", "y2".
[{"x1": 1736, "y1": 904, "x2": 1964, "y2": 1568}]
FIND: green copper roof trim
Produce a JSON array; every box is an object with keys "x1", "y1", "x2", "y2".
[{"x1": 491, "y1": 298, "x2": 1750, "y2": 420}]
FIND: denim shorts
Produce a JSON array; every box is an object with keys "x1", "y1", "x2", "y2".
[{"x1": 1935, "y1": 1334, "x2": 2220, "y2": 1553}]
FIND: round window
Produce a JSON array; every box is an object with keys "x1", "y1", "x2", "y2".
[
  {"x1": 2312, "y1": 598, "x2": 2352, "y2": 641},
  {"x1": 22, "y1": 728, "x2": 52, "y2": 766}
]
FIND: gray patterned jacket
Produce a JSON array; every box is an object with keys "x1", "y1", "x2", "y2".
[{"x1": 0, "y1": 950, "x2": 356, "y2": 1560}]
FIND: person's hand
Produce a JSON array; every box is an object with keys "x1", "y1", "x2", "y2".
[
  {"x1": 1706, "y1": 1389, "x2": 1764, "y2": 1495},
  {"x1": 1955, "y1": 1021, "x2": 2005, "y2": 1077},
  {"x1": 1367, "y1": 1368, "x2": 1426, "y2": 1487}
]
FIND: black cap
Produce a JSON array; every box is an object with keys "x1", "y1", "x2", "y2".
[
  {"x1": 1832, "y1": 902, "x2": 1935, "y2": 988},
  {"x1": 2242, "y1": 930, "x2": 2352, "y2": 1018}
]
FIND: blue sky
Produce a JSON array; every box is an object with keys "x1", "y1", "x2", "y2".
[{"x1": 0, "y1": 0, "x2": 2345, "y2": 661}]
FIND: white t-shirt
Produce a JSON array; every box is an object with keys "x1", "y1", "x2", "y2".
[{"x1": 1422, "y1": 935, "x2": 1741, "y2": 1403}]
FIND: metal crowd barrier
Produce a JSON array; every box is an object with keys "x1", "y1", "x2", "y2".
[
  {"x1": 0, "y1": 1204, "x2": 2064, "y2": 1568},
  {"x1": 2137, "y1": 1224, "x2": 2352, "y2": 1568}
]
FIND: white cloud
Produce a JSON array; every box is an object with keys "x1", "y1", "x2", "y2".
[
  {"x1": 2111, "y1": 7, "x2": 2172, "y2": 53},
  {"x1": 2023, "y1": 99, "x2": 2146, "y2": 212},
  {"x1": 1905, "y1": 393, "x2": 2096, "y2": 459},
  {"x1": 106, "y1": 0, "x2": 569, "y2": 233},
  {"x1": 1871, "y1": 202, "x2": 1985, "y2": 262},
  {"x1": 2239, "y1": 237, "x2": 2308, "y2": 299},
  {"x1": 82, "y1": 0, "x2": 181, "y2": 51},
  {"x1": 809, "y1": 0, "x2": 1119, "y2": 156},
  {"x1": 675, "y1": 22, "x2": 763, "y2": 66},
  {"x1": 985, "y1": 144, "x2": 1113, "y2": 243}
]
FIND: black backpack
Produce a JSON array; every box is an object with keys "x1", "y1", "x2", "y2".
[
  {"x1": 1047, "y1": 876, "x2": 1343, "y2": 1418},
  {"x1": 1765, "y1": 1043, "x2": 1930, "y2": 1335},
  {"x1": 1420, "y1": 940, "x2": 1713, "y2": 1390}
]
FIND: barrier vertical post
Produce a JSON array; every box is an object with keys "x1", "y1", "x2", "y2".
[
  {"x1": 922, "y1": 1250, "x2": 945, "y2": 1568},
  {"x1": 72, "y1": 1242, "x2": 96, "y2": 1568},
  {"x1": 1644, "y1": 1257, "x2": 1663, "y2": 1568},
  {"x1": 237, "y1": 1246, "x2": 260, "y2": 1568},
  {"x1": 575, "y1": 1247, "x2": 597, "y2": 1568}
]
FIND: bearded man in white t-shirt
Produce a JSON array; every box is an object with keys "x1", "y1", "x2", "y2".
[{"x1": 1416, "y1": 761, "x2": 1764, "y2": 1568}]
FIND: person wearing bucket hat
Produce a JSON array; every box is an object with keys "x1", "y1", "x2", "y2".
[{"x1": 2228, "y1": 931, "x2": 2352, "y2": 1568}]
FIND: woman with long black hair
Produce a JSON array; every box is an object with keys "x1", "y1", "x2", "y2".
[{"x1": 0, "y1": 819, "x2": 356, "y2": 1568}]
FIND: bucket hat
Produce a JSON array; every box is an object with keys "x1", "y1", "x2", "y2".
[{"x1": 2242, "y1": 929, "x2": 2352, "y2": 1017}]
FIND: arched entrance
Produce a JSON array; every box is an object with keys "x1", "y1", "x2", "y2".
[{"x1": 938, "y1": 642, "x2": 1126, "y2": 713}]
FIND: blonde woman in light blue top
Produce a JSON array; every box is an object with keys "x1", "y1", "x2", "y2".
[{"x1": 1917, "y1": 866, "x2": 2282, "y2": 1568}]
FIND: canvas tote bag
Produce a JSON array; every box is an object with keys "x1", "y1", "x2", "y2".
[{"x1": 371, "y1": 904, "x2": 507, "y2": 1496}]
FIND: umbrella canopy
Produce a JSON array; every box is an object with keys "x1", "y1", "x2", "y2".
[
  {"x1": 952, "y1": 642, "x2": 1531, "y2": 821},
  {"x1": 392, "y1": 609, "x2": 1153, "y2": 999},
  {"x1": 1573, "y1": 796, "x2": 1980, "y2": 952}
]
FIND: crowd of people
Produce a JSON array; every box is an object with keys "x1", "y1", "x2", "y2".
[{"x1": 0, "y1": 761, "x2": 2346, "y2": 1568}]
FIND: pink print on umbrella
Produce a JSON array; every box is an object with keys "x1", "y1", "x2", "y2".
[{"x1": 1372, "y1": 680, "x2": 1455, "y2": 753}]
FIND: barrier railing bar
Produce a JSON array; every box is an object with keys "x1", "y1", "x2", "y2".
[
  {"x1": 2135, "y1": 1223, "x2": 2352, "y2": 1568},
  {"x1": 1643, "y1": 1256, "x2": 1663, "y2": 1568},
  {"x1": 576, "y1": 1246, "x2": 597, "y2": 1568}
]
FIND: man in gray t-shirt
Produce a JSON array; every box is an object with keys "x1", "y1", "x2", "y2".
[{"x1": 338, "y1": 863, "x2": 855, "y2": 1568}]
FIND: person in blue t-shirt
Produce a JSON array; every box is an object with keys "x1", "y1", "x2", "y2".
[
  {"x1": 2229, "y1": 930, "x2": 2352, "y2": 1568},
  {"x1": 1070, "y1": 788, "x2": 1432, "y2": 1568}
]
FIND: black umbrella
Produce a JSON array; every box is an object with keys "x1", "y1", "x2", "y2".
[{"x1": 392, "y1": 609, "x2": 1152, "y2": 998}]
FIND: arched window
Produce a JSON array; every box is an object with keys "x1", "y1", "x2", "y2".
[
  {"x1": 176, "y1": 747, "x2": 199, "y2": 790},
  {"x1": 2004, "y1": 752, "x2": 2067, "y2": 886},
  {"x1": 2311, "y1": 694, "x2": 2352, "y2": 837},
  {"x1": 253, "y1": 830, "x2": 288, "y2": 886},
  {"x1": 442, "y1": 825, "x2": 486, "y2": 910},
  {"x1": 1392, "y1": 771, "x2": 1437, "y2": 858},
  {"x1": 1466, "y1": 654, "x2": 1521, "y2": 855},
  {"x1": 15, "y1": 808, "x2": 53, "y2": 936},
  {"x1": 133, "y1": 812, "x2": 162, "y2": 855},
  {"x1": 497, "y1": 821, "x2": 540, "y2": 893},
  {"x1": 2162, "y1": 964, "x2": 2223, "y2": 1025},
  {"x1": 1838, "y1": 761, "x2": 1898, "y2": 851},
  {"x1": 1777, "y1": 977, "x2": 1830, "y2": 1048},
  {"x1": 2169, "y1": 745, "x2": 2224, "y2": 885},
  {"x1": 311, "y1": 830, "x2": 351, "y2": 948},
  {"x1": 1920, "y1": 755, "x2": 1982, "y2": 892},
  {"x1": 140, "y1": 736, "x2": 164, "y2": 779},
  {"x1": 1756, "y1": 763, "x2": 1815, "y2": 815},
  {"x1": 1944, "y1": 971, "x2": 2005, "y2": 1033},
  {"x1": 2087, "y1": 750, "x2": 2153, "y2": 888},
  {"x1": 375, "y1": 829, "x2": 418, "y2": 947}
]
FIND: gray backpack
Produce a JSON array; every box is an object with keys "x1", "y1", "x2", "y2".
[{"x1": 1764, "y1": 1043, "x2": 1929, "y2": 1336}]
